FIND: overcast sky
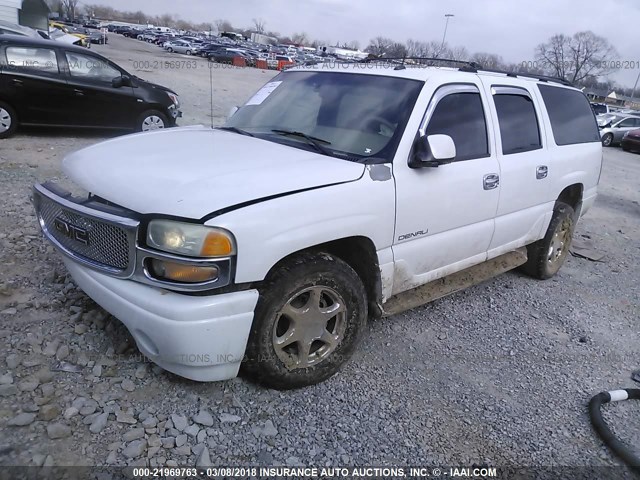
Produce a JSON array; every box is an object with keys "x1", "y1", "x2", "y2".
[{"x1": 99, "y1": 0, "x2": 640, "y2": 87}]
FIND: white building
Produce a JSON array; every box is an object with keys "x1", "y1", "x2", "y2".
[{"x1": 0, "y1": 0, "x2": 50, "y2": 30}]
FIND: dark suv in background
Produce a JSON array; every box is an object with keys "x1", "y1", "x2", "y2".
[{"x1": 0, "y1": 35, "x2": 181, "y2": 138}]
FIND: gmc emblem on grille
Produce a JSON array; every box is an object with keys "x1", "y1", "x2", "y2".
[{"x1": 53, "y1": 217, "x2": 90, "y2": 246}]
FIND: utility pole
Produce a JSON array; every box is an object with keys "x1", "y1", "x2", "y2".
[
  {"x1": 631, "y1": 70, "x2": 640, "y2": 101},
  {"x1": 440, "y1": 14, "x2": 454, "y2": 53}
]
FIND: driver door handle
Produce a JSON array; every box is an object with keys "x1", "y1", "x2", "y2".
[
  {"x1": 483, "y1": 173, "x2": 500, "y2": 190},
  {"x1": 536, "y1": 165, "x2": 548, "y2": 179},
  {"x1": 73, "y1": 89, "x2": 84, "y2": 96}
]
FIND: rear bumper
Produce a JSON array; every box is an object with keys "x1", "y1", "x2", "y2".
[{"x1": 64, "y1": 258, "x2": 259, "y2": 382}]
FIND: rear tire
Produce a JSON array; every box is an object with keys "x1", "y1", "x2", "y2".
[
  {"x1": 137, "y1": 110, "x2": 168, "y2": 132},
  {"x1": 242, "y1": 252, "x2": 367, "y2": 389},
  {"x1": 0, "y1": 101, "x2": 17, "y2": 139},
  {"x1": 521, "y1": 202, "x2": 575, "y2": 280}
]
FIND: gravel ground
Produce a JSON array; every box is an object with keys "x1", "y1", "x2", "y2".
[{"x1": 0, "y1": 35, "x2": 639, "y2": 477}]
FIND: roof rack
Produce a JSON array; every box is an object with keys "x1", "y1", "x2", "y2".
[
  {"x1": 462, "y1": 66, "x2": 573, "y2": 87},
  {"x1": 360, "y1": 56, "x2": 481, "y2": 69},
  {"x1": 360, "y1": 56, "x2": 573, "y2": 86}
]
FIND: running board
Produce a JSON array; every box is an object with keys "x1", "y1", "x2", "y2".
[{"x1": 381, "y1": 247, "x2": 528, "y2": 317}]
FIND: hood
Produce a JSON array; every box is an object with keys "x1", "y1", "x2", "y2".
[
  {"x1": 63, "y1": 127, "x2": 365, "y2": 219},
  {"x1": 133, "y1": 76, "x2": 176, "y2": 95}
]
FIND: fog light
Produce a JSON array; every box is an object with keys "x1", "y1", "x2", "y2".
[{"x1": 149, "y1": 259, "x2": 219, "y2": 283}]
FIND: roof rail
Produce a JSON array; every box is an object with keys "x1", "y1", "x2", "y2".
[
  {"x1": 468, "y1": 66, "x2": 574, "y2": 87},
  {"x1": 359, "y1": 56, "x2": 573, "y2": 87},
  {"x1": 360, "y1": 56, "x2": 481, "y2": 69}
]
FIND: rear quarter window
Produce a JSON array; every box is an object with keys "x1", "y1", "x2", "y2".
[{"x1": 538, "y1": 85, "x2": 600, "y2": 146}]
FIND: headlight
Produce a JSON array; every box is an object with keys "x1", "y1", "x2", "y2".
[
  {"x1": 166, "y1": 92, "x2": 180, "y2": 108},
  {"x1": 147, "y1": 220, "x2": 234, "y2": 257}
]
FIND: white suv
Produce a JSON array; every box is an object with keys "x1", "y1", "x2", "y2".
[{"x1": 33, "y1": 62, "x2": 602, "y2": 389}]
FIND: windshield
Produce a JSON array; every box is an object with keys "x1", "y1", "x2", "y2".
[{"x1": 224, "y1": 71, "x2": 423, "y2": 163}]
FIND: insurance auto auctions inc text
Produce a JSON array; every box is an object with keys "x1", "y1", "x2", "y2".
[{"x1": 256, "y1": 466, "x2": 498, "y2": 477}]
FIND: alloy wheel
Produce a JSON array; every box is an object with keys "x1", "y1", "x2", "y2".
[{"x1": 272, "y1": 286, "x2": 347, "y2": 370}]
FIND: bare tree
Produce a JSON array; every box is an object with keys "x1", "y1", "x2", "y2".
[
  {"x1": 215, "y1": 19, "x2": 234, "y2": 33},
  {"x1": 469, "y1": 52, "x2": 504, "y2": 69},
  {"x1": 405, "y1": 40, "x2": 442, "y2": 58},
  {"x1": 252, "y1": 18, "x2": 266, "y2": 34},
  {"x1": 535, "y1": 31, "x2": 619, "y2": 83},
  {"x1": 344, "y1": 40, "x2": 360, "y2": 51},
  {"x1": 443, "y1": 45, "x2": 469, "y2": 61},
  {"x1": 365, "y1": 37, "x2": 394, "y2": 56},
  {"x1": 291, "y1": 32, "x2": 309, "y2": 45},
  {"x1": 61, "y1": 0, "x2": 79, "y2": 20}
]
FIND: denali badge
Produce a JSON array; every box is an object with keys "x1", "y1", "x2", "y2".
[{"x1": 53, "y1": 217, "x2": 90, "y2": 246}]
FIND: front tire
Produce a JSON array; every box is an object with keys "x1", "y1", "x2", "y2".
[
  {"x1": 0, "y1": 101, "x2": 17, "y2": 139},
  {"x1": 243, "y1": 252, "x2": 367, "y2": 389},
  {"x1": 602, "y1": 133, "x2": 614, "y2": 147},
  {"x1": 137, "y1": 110, "x2": 168, "y2": 132},
  {"x1": 521, "y1": 202, "x2": 575, "y2": 280}
]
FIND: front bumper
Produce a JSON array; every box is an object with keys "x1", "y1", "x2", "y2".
[{"x1": 65, "y1": 258, "x2": 258, "y2": 381}]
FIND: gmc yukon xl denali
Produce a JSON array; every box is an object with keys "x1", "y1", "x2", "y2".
[{"x1": 33, "y1": 63, "x2": 602, "y2": 389}]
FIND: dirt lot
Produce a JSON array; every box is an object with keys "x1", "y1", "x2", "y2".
[{"x1": 0, "y1": 35, "x2": 639, "y2": 475}]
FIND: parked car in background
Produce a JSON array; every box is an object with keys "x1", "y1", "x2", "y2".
[
  {"x1": 208, "y1": 48, "x2": 250, "y2": 64},
  {"x1": 49, "y1": 27, "x2": 85, "y2": 47},
  {"x1": 165, "y1": 40, "x2": 194, "y2": 55},
  {"x1": 599, "y1": 114, "x2": 640, "y2": 146},
  {"x1": 621, "y1": 128, "x2": 640, "y2": 153},
  {"x1": 0, "y1": 35, "x2": 181, "y2": 138},
  {"x1": 88, "y1": 30, "x2": 108, "y2": 44},
  {"x1": 0, "y1": 19, "x2": 41, "y2": 38},
  {"x1": 193, "y1": 43, "x2": 224, "y2": 57},
  {"x1": 49, "y1": 22, "x2": 90, "y2": 48}
]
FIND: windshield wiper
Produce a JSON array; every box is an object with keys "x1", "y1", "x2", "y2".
[
  {"x1": 270, "y1": 129, "x2": 332, "y2": 155},
  {"x1": 217, "y1": 126, "x2": 254, "y2": 137}
]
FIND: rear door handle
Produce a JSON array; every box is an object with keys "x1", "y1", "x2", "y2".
[
  {"x1": 483, "y1": 173, "x2": 500, "y2": 190},
  {"x1": 73, "y1": 89, "x2": 84, "y2": 96},
  {"x1": 536, "y1": 165, "x2": 548, "y2": 179},
  {"x1": 11, "y1": 79, "x2": 23, "y2": 86}
]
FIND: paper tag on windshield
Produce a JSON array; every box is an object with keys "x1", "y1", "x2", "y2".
[{"x1": 245, "y1": 81, "x2": 282, "y2": 106}]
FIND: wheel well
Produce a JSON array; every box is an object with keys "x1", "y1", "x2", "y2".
[
  {"x1": 557, "y1": 184, "x2": 583, "y2": 214},
  {"x1": 266, "y1": 237, "x2": 383, "y2": 318}
]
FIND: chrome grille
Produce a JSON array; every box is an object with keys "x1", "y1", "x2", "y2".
[{"x1": 33, "y1": 184, "x2": 138, "y2": 275}]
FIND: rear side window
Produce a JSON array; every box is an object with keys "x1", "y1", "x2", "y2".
[
  {"x1": 5, "y1": 46, "x2": 59, "y2": 74},
  {"x1": 538, "y1": 85, "x2": 600, "y2": 145},
  {"x1": 425, "y1": 92, "x2": 489, "y2": 161},
  {"x1": 493, "y1": 91, "x2": 542, "y2": 155}
]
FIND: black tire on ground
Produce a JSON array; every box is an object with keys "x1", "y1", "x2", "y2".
[
  {"x1": 167, "y1": 47, "x2": 173, "y2": 53},
  {"x1": 137, "y1": 110, "x2": 169, "y2": 132},
  {"x1": 242, "y1": 251, "x2": 367, "y2": 389},
  {"x1": 520, "y1": 202, "x2": 575, "y2": 280},
  {"x1": 0, "y1": 101, "x2": 18, "y2": 139},
  {"x1": 602, "y1": 133, "x2": 614, "y2": 147}
]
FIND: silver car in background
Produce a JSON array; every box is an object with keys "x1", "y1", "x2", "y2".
[
  {"x1": 165, "y1": 40, "x2": 194, "y2": 55},
  {"x1": 599, "y1": 114, "x2": 640, "y2": 146}
]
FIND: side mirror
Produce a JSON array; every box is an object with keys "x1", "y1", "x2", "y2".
[
  {"x1": 409, "y1": 134, "x2": 456, "y2": 168},
  {"x1": 112, "y1": 75, "x2": 132, "y2": 88},
  {"x1": 228, "y1": 106, "x2": 239, "y2": 119}
]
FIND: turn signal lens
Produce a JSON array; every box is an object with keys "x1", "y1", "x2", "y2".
[
  {"x1": 201, "y1": 231, "x2": 233, "y2": 256},
  {"x1": 150, "y1": 259, "x2": 219, "y2": 283}
]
